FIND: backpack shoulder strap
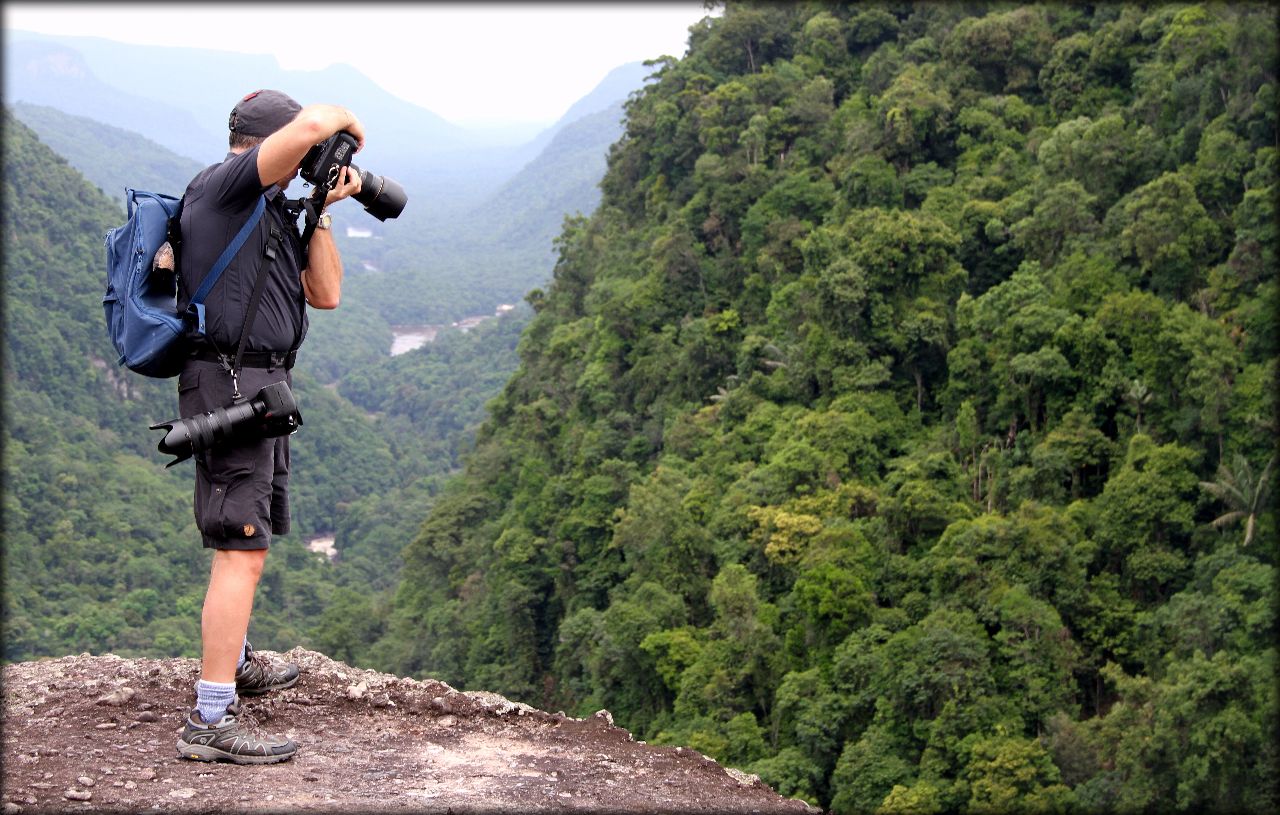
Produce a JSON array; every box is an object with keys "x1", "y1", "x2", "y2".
[{"x1": 187, "y1": 194, "x2": 267, "y2": 335}]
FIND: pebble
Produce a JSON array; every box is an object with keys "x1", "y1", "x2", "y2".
[
  {"x1": 94, "y1": 722, "x2": 117, "y2": 730},
  {"x1": 137, "y1": 711, "x2": 158, "y2": 723},
  {"x1": 124, "y1": 782, "x2": 137, "y2": 791},
  {"x1": 3, "y1": 803, "x2": 22, "y2": 814},
  {"x1": 76, "y1": 777, "x2": 95, "y2": 788},
  {"x1": 169, "y1": 788, "x2": 196, "y2": 800},
  {"x1": 346, "y1": 681, "x2": 368, "y2": 700},
  {"x1": 62, "y1": 789, "x2": 92, "y2": 802},
  {"x1": 437, "y1": 715, "x2": 457, "y2": 728},
  {"x1": 138, "y1": 768, "x2": 156, "y2": 781}
]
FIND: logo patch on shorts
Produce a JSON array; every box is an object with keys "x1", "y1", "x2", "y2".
[{"x1": 243, "y1": 524, "x2": 256, "y2": 537}]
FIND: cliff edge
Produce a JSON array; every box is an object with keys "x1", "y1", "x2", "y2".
[{"x1": 2, "y1": 649, "x2": 817, "y2": 814}]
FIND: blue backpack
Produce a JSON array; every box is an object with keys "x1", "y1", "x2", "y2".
[{"x1": 103, "y1": 188, "x2": 264, "y2": 378}]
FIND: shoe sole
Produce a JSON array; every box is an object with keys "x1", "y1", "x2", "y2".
[
  {"x1": 237, "y1": 673, "x2": 299, "y2": 697},
  {"x1": 176, "y1": 740, "x2": 296, "y2": 765}
]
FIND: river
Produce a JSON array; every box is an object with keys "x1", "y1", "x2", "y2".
[
  {"x1": 389, "y1": 325, "x2": 444, "y2": 356},
  {"x1": 389, "y1": 305, "x2": 516, "y2": 356}
]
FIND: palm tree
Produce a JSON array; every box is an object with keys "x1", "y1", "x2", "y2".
[
  {"x1": 1199, "y1": 453, "x2": 1274, "y2": 547},
  {"x1": 1124, "y1": 379, "x2": 1153, "y2": 433}
]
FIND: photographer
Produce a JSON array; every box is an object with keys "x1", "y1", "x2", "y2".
[{"x1": 173, "y1": 89, "x2": 364, "y2": 764}]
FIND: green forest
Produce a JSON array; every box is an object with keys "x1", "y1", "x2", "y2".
[
  {"x1": 354, "y1": 3, "x2": 1275, "y2": 813},
  {"x1": 4, "y1": 2, "x2": 1278, "y2": 813}
]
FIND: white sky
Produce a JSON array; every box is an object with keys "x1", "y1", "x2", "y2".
[{"x1": 3, "y1": 2, "x2": 709, "y2": 127}]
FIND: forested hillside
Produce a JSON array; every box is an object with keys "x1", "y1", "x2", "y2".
[
  {"x1": 368, "y1": 4, "x2": 1278, "y2": 813},
  {"x1": 10, "y1": 102, "x2": 204, "y2": 206},
  {"x1": 0, "y1": 114, "x2": 510, "y2": 664}
]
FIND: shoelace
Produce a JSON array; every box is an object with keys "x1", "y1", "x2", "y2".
[
  {"x1": 245, "y1": 650, "x2": 276, "y2": 677},
  {"x1": 225, "y1": 706, "x2": 270, "y2": 740}
]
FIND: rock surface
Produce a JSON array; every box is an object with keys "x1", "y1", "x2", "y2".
[{"x1": 2, "y1": 649, "x2": 817, "y2": 814}]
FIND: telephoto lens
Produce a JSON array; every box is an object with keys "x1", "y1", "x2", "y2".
[
  {"x1": 350, "y1": 165, "x2": 407, "y2": 221},
  {"x1": 150, "y1": 381, "x2": 301, "y2": 467}
]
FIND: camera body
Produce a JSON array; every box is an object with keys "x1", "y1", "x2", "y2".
[
  {"x1": 301, "y1": 132, "x2": 358, "y2": 188},
  {"x1": 300, "y1": 131, "x2": 407, "y2": 221},
  {"x1": 150, "y1": 380, "x2": 302, "y2": 467}
]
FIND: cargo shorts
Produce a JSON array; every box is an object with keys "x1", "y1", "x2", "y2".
[{"x1": 178, "y1": 359, "x2": 292, "y2": 550}]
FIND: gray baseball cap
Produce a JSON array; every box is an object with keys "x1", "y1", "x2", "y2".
[{"x1": 228, "y1": 89, "x2": 301, "y2": 137}]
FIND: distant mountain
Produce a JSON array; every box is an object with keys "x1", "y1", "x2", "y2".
[
  {"x1": 3, "y1": 38, "x2": 222, "y2": 161},
  {"x1": 334, "y1": 92, "x2": 639, "y2": 330},
  {"x1": 3, "y1": 30, "x2": 650, "y2": 233},
  {"x1": 9, "y1": 102, "x2": 203, "y2": 205},
  {"x1": 471, "y1": 100, "x2": 627, "y2": 252},
  {"x1": 506, "y1": 61, "x2": 655, "y2": 169},
  {"x1": 4, "y1": 30, "x2": 476, "y2": 173}
]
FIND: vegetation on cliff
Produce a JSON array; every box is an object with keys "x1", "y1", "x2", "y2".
[{"x1": 368, "y1": 4, "x2": 1277, "y2": 812}]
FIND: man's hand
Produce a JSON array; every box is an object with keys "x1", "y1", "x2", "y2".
[{"x1": 325, "y1": 166, "x2": 363, "y2": 208}]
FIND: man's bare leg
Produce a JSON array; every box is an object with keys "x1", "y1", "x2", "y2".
[
  {"x1": 178, "y1": 546, "x2": 297, "y2": 763},
  {"x1": 201, "y1": 549, "x2": 267, "y2": 682}
]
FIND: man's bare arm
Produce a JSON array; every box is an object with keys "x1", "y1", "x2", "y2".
[{"x1": 256, "y1": 104, "x2": 365, "y2": 188}]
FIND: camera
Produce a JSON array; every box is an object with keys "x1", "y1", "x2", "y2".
[
  {"x1": 300, "y1": 131, "x2": 407, "y2": 221},
  {"x1": 150, "y1": 381, "x2": 303, "y2": 468}
]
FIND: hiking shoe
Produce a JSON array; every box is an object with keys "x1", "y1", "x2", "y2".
[
  {"x1": 176, "y1": 700, "x2": 297, "y2": 764},
  {"x1": 235, "y1": 641, "x2": 300, "y2": 696}
]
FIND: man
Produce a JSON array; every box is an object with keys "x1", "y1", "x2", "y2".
[{"x1": 173, "y1": 89, "x2": 365, "y2": 764}]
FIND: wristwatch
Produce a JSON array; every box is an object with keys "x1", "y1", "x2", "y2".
[{"x1": 316, "y1": 211, "x2": 332, "y2": 230}]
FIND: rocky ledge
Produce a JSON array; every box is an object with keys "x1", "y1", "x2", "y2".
[{"x1": 2, "y1": 649, "x2": 817, "y2": 814}]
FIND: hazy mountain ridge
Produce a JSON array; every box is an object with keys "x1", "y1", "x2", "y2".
[
  {"x1": 4, "y1": 37, "x2": 220, "y2": 162},
  {"x1": 508, "y1": 61, "x2": 656, "y2": 168},
  {"x1": 9, "y1": 101, "x2": 203, "y2": 204},
  {"x1": 5, "y1": 30, "x2": 472, "y2": 165},
  {"x1": 470, "y1": 100, "x2": 628, "y2": 252}
]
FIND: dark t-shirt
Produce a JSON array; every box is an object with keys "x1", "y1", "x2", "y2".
[{"x1": 177, "y1": 147, "x2": 308, "y2": 354}]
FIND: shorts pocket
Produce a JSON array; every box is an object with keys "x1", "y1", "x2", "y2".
[
  {"x1": 201, "y1": 474, "x2": 266, "y2": 542},
  {"x1": 197, "y1": 448, "x2": 266, "y2": 542},
  {"x1": 200, "y1": 478, "x2": 231, "y2": 539}
]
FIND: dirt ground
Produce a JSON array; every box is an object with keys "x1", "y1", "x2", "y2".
[{"x1": 1, "y1": 649, "x2": 819, "y2": 814}]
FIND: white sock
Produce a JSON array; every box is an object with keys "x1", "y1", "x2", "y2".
[{"x1": 194, "y1": 679, "x2": 237, "y2": 726}]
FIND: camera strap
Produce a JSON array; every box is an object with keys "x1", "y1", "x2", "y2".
[
  {"x1": 222, "y1": 225, "x2": 284, "y2": 400},
  {"x1": 297, "y1": 183, "x2": 332, "y2": 268}
]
